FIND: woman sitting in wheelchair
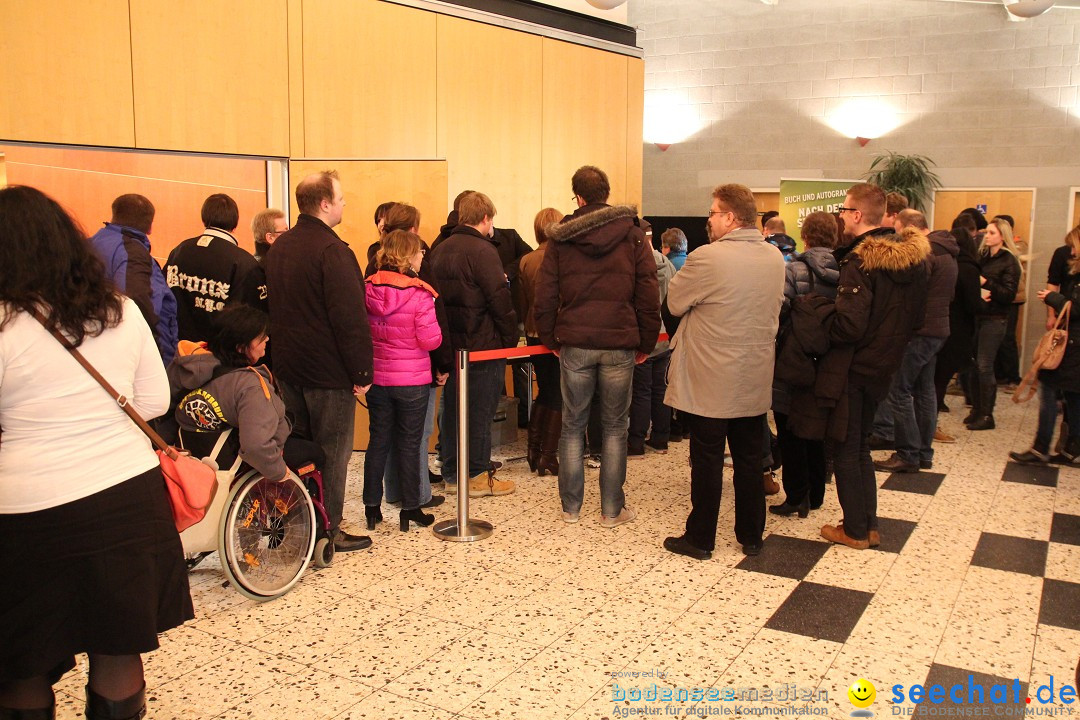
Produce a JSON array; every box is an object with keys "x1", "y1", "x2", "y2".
[{"x1": 168, "y1": 306, "x2": 324, "y2": 481}]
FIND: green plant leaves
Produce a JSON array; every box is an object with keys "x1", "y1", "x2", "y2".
[{"x1": 863, "y1": 151, "x2": 942, "y2": 213}]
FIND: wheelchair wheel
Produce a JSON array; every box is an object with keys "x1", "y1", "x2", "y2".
[
  {"x1": 312, "y1": 537, "x2": 334, "y2": 568},
  {"x1": 218, "y1": 470, "x2": 317, "y2": 601}
]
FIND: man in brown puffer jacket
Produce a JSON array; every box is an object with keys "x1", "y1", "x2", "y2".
[{"x1": 534, "y1": 165, "x2": 660, "y2": 528}]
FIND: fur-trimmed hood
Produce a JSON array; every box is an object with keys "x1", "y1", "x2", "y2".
[
  {"x1": 545, "y1": 204, "x2": 642, "y2": 258},
  {"x1": 853, "y1": 227, "x2": 931, "y2": 277}
]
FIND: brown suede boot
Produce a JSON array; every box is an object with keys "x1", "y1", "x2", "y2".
[
  {"x1": 536, "y1": 407, "x2": 562, "y2": 477},
  {"x1": 763, "y1": 471, "x2": 780, "y2": 496},
  {"x1": 526, "y1": 405, "x2": 546, "y2": 472}
]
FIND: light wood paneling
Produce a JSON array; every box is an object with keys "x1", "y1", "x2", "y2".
[
  {"x1": 0, "y1": 144, "x2": 268, "y2": 260},
  {"x1": 302, "y1": 0, "x2": 437, "y2": 158},
  {"x1": 287, "y1": 159, "x2": 448, "y2": 451},
  {"x1": 0, "y1": 154, "x2": 6, "y2": 187},
  {"x1": 1073, "y1": 191, "x2": 1080, "y2": 229},
  {"x1": 932, "y1": 190, "x2": 1033, "y2": 252},
  {"x1": 436, "y1": 16, "x2": 543, "y2": 238},
  {"x1": 129, "y1": 0, "x2": 289, "y2": 156},
  {"x1": 755, "y1": 191, "x2": 780, "y2": 217},
  {"x1": 287, "y1": 0, "x2": 306, "y2": 157},
  {"x1": 0, "y1": 1, "x2": 135, "y2": 147},
  {"x1": 542, "y1": 38, "x2": 629, "y2": 210},
  {"x1": 625, "y1": 58, "x2": 645, "y2": 214}
]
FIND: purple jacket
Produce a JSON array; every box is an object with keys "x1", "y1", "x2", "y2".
[{"x1": 365, "y1": 270, "x2": 443, "y2": 386}]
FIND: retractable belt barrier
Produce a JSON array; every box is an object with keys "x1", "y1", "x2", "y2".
[{"x1": 432, "y1": 334, "x2": 669, "y2": 543}]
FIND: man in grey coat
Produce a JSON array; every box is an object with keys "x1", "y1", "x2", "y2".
[{"x1": 663, "y1": 184, "x2": 786, "y2": 559}]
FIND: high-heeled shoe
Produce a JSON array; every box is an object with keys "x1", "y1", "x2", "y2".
[
  {"x1": 400, "y1": 507, "x2": 435, "y2": 531},
  {"x1": 365, "y1": 505, "x2": 382, "y2": 530},
  {"x1": 768, "y1": 497, "x2": 809, "y2": 518}
]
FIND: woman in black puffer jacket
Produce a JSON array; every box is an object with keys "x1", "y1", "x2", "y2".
[
  {"x1": 771, "y1": 212, "x2": 840, "y2": 517},
  {"x1": 1011, "y1": 225, "x2": 1080, "y2": 463},
  {"x1": 967, "y1": 218, "x2": 1021, "y2": 430}
]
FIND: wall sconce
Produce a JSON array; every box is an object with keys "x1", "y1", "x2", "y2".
[
  {"x1": 655, "y1": 143, "x2": 671, "y2": 151},
  {"x1": 856, "y1": 137, "x2": 870, "y2": 147},
  {"x1": 825, "y1": 98, "x2": 904, "y2": 143}
]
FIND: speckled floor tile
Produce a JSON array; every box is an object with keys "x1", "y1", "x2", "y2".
[
  {"x1": 478, "y1": 580, "x2": 608, "y2": 644},
  {"x1": 764, "y1": 581, "x2": 873, "y2": 642},
  {"x1": 687, "y1": 569, "x2": 800, "y2": 627},
  {"x1": 1050, "y1": 512, "x2": 1080, "y2": 545},
  {"x1": 1056, "y1": 476, "x2": 1080, "y2": 515},
  {"x1": 216, "y1": 668, "x2": 372, "y2": 719},
  {"x1": 383, "y1": 628, "x2": 544, "y2": 713},
  {"x1": 333, "y1": 689, "x2": 456, "y2": 720},
  {"x1": 846, "y1": 598, "x2": 955, "y2": 665},
  {"x1": 553, "y1": 595, "x2": 681, "y2": 666},
  {"x1": 718, "y1": 628, "x2": 842, "y2": 691},
  {"x1": 971, "y1": 532, "x2": 1049, "y2": 576},
  {"x1": 1039, "y1": 579, "x2": 1080, "y2": 631},
  {"x1": 189, "y1": 580, "x2": 333, "y2": 643},
  {"x1": 1045, "y1": 542, "x2": 1080, "y2": 583},
  {"x1": 568, "y1": 673, "x2": 700, "y2": 720},
  {"x1": 412, "y1": 565, "x2": 548, "y2": 627},
  {"x1": 630, "y1": 554, "x2": 736, "y2": 610},
  {"x1": 735, "y1": 535, "x2": 831, "y2": 580},
  {"x1": 817, "y1": 644, "x2": 931, "y2": 717},
  {"x1": 147, "y1": 643, "x2": 311, "y2": 719},
  {"x1": 248, "y1": 596, "x2": 402, "y2": 663},
  {"x1": 626, "y1": 612, "x2": 757, "y2": 688},
  {"x1": 1028, "y1": 624, "x2": 1080, "y2": 701},
  {"x1": 981, "y1": 483, "x2": 1056, "y2": 540},
  {"x1": 461, "y1": 647, "x2": 611, "y2": 720},
  {"x1": 323, "y1": 611, "x2": 471, "y2": 688},
  {"x1": 935, "y1": 567, "x2": 1042, "y2": 680},
  {"x1": 875, "y1": 487, "x2": 934, "y2": 521},
  {"x1": 355, "y1": 556, "x2": 486, "y2": 610},
  {"x1": 803, "y1": 544, "x2": 898, "y2": 592}
]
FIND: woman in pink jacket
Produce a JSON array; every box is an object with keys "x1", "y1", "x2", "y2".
[{"x1": 364, "y1": 230, "x2": 444, "y2": 531}]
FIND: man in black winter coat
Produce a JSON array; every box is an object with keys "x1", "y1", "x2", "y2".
[
  {"x1": 265, "y1": 171, "x2": 374, "y2": 553},
  {"x1": 821, "y1": 184, "x2": 930, "y2": 550},
  {"x1": 424, "y1": 191, "x2": 518, "y2": 498},
  {"x1": 874, "y1": 210, "x2": 958, "y2": 474}
]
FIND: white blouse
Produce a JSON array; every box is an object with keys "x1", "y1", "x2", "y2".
[{"x1": 0, "y1": 297, "x2": 170, "y2": 513}]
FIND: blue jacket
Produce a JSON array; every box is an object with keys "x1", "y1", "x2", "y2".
[
  {"x1": 90, "y1": 223, "x2": 178, "y2": 364},
  {"x1": 666, "y1": 249, "x2": 687, "y2": 271}
]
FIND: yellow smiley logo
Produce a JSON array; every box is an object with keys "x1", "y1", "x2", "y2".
[{"x1": 848, "y1": 678, "x2": 876, "y2": 709}]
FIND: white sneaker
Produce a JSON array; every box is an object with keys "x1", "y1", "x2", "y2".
[
  {"x1": 585, "y1": 454, "x2": 601, "y2": 469},
  {"x1": 601, "y1": 505, "x2": 637, "y2": 528}
]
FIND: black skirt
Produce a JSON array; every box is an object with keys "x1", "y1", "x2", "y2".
[{"x1": 0, "y1": 466, "x2": 195, "y2": 683}]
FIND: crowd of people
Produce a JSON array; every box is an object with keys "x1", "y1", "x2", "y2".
[{"x1": 4, "y1": 163, "x2": 1079, "y2": 718}]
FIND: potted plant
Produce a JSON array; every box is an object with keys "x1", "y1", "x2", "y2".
[{"x1": 863, "y1": 152, "x2": 942, "y2": 213}]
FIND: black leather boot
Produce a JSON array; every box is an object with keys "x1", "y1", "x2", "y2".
[
  {"x1": 536, "y1": 407, "x2": 561, "y2": 477},
  {"x1": 85, "y1": 685, "x2": 146, "y2": 720},
  {"x1": 526, "y1": 405, "x2": 546, "y2": 472}
]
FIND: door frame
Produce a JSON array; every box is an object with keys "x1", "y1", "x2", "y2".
[{"x1": 1069, "y1": 186, "x2": 1080, "y2": 231}]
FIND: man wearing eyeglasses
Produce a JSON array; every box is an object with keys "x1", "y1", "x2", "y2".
[
  {"x1": 252, "y1": 208, "x2": 288, "y2": 263},
  {"x1": 662, "y1": 184, "x2": 786, "y2": 559},
  {"x1": 819, "y1": 183, "x2": 930, "y2": 550}
]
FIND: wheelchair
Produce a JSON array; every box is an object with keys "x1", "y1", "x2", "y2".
[{"x1": 178, "y1": 428, "x2": 336, "y2": 601}]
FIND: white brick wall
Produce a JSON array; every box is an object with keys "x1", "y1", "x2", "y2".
[{"x1": 630, "y1": 0, "x2": 1080, "y2": 361}]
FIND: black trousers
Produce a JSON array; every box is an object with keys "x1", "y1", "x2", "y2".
[
  {"x1": 685, "y1": 413, "x2": 766, "y2": 551},
  {"x1": 832, "y1": 384, "x2": 878, "y2": 541},
  {"x1": 773, "y1": 411, "x2": 826, "y2": 508}
]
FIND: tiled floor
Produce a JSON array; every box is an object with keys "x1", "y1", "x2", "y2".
[{"x1": 54, "y1": 392, "x2": 1080, "y2": 718}]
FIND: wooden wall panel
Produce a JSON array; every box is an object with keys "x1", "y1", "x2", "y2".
[
  {"x1": 129, "y1": 0, "x2": 289, "y2": 156},
  {"x1": 287, "y1": 0, "x2": 306, "y2": 157},
  {"x1": 1073, "y1": 191, "x2": 1080, "y2": 229},
  {"x1": 302, "y1": 0, "x2": 437, "y2": 158},
  {"x1": 0, "y1": 154, "x2": 6, "y2": 188},
  {"x1": 287, "y1": 159, "x2": 448, "y2": 451},
  {"x1": 0, "y1": 0, "x2": 134, "y2": 147},
  {"x1": 933, "y1": 190, "x2": 1034, "y2": 250},
  {"x1": 0, "y1": 144, "x2": 268, "y2": 260},
  {"x1": 542, "y1": 39, "x2": 629, "y2": 211},
  {"x1": 436, "y1": 16, "x2": 543, "y2": 239},
  {"x1": 625, "y1": 58, "x2": 645, "y2": 215},
  {"x1": 755, "y1": 191, "x2": 780, "y2": 216}
]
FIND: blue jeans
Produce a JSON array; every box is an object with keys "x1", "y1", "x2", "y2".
[
  {"x1": 1035, "y1": 381, "x2": 1080, "y2": 452},
  {"x1": 887, "y1": 335, "x2": 946, "y2": 465},
  {"x1": 278, "y1": 381, "x2": 356, "y2": 532},
  {"x1": 440, "y1": 358, "x2": 506, "y2": 484},
  {"x1": 558, "y1": 346, "x2": 635, "y2": 517},
  {"x1": 383, "y1": 387, "x2": 437, "y2": 505},
  {"x1": 363, "y1": 384, "x2": 430, "y2": 511}
]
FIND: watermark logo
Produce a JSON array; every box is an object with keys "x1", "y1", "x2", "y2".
[{"x1": 848, "y1": 679, "x2": 876, "y2": 717}]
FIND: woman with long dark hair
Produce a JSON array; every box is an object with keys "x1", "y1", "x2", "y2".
[
  {"x1": 169, "y1": 305, "x2": 325, "y2": 482},
  {"x1": 0, "y1": 186, "x2": 192, "y2": 720}
]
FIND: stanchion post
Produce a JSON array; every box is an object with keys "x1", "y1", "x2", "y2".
[{"x1": 433, "y1": 349, "x2": 493, "y2": 542}]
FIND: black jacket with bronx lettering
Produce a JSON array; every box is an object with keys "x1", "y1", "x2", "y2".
[{"x1": 165, "y1": 227, "x2": 266, "y2": 343}]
